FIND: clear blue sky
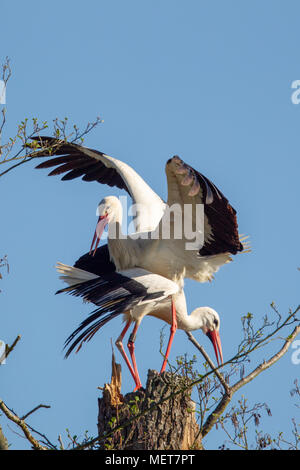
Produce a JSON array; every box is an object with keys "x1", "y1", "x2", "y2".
[{"x1": 1, "y1": 0, "x2": 299, "y2": 450}]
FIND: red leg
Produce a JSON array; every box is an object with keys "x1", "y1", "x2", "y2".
[
  {"x1": 115, "y1": 320, "x2": 141, "y2": 390},
  {"x1": 160, "y1": 298, "x2": 177, "y2": 373},
  {"x1": 128, "y1": 323, "x2": 142, "y2": 391}
]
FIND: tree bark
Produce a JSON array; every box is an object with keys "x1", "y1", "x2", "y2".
[{"x1": 97, "y1": 356, "x2": 202, "y2": 450}]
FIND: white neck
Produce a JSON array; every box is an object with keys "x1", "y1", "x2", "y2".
[{"x1": 182, "y1": 308, "x2": 207, "y2": 331}]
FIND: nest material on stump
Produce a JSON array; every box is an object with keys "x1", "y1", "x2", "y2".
[{"x1": 97, "y1": 354, "x2": 202, "y2": 450}]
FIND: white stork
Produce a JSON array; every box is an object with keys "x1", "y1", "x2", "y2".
[
  {"x1": 32, "y1": 137, "x2": 249, "y2": 286},
  {"x1": 56, "y1": 262, "x2": 223, "y2": 391}
]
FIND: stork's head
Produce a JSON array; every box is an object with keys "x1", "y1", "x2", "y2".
[
  {"x1": 97, "y1": 196, "x2": 121, "y2": 223},
  {"x1": 193, "y1": 307, "x2": 223, "y2": 366},
  {"x1": 89, "y1": 196, "x2": 121, "y2": 256}
]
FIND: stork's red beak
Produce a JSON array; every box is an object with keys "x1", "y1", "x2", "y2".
[
  {"x1": 89, "y1": 215, "x2": 109, "y2": 256},
  {"x1": 206, "y1": 330, "x2": 223, "y2": 366}
]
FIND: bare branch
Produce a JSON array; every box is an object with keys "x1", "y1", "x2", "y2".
[
  {"x1": 185, "y1": 331, "x2": 230, "y2": 394},
  {"x1": 232, "y1": 325, "x2": 300, "y2": 394},
  {"x1": 25, "y1": 423, "x2": 56, "y2": 450},
  {"x1": 3, "y1": 335, "x2": 21, "y2": 362},
  {"x1": 201, "y1": 389, "x2": 233, "y2": 439},
  {"x1": 0, "y1": 400, "x2": 47, "y2": 450},
  {"x1": 20, "y1": 404, "x2": 51, "y2": 421},
  {"x1": 58, "y1": 434, "x2": 65, "y2": 450}
]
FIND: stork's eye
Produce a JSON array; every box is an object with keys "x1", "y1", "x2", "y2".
[{"x1": 213, "y1": 318, "x2": 219, "y2": 327}]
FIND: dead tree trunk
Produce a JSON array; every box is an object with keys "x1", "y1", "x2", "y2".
[{"x1": 97, "y1": 355, "x2": 202, "y2": 450}]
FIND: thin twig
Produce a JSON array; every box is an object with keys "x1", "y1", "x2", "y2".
[
  {"x1": 185, "y1": 331, "x2": 230, "y2": 394},
  {"x1": 20, "y1": 404, "x2": 51, "y2": 421},
  {"x1": 1, "y1": 335, "x2": 21, "y2": 364},
  {"x1": 0, "y1": 156, "x2": 35, "y2": 177},
  {"x1": 58, "y1": 434, "x2": 65, "y2": 450},
  {"x1": 26, "y1": 423, "x2": 56, "y2": 450}
]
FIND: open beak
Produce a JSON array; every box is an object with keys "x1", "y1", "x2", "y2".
[
  {"x1": 89, "y1": 215, "x2": 109, "y2": 256},
  {"x1": 206, "y1": 330, "x2": 223, "y2": 366}
]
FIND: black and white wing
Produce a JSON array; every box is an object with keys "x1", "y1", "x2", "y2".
[
  {"x1": 32, "y1": 136, "x2": 165, "y2": 232},
  {"x1": 162, "y1": 155, "x2": 244, "y2": 256}
]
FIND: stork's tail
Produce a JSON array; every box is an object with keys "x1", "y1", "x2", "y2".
[{"x1": 56, "y1": 262, "x2": 99, "y2": 288}]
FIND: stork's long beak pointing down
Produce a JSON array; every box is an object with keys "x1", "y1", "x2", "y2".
[
  {"x1": 89, "y1": 215, "x2": 109, "y2": 256},
  {"x1": 206, "y1": 330, "x2": 223, "y2": 366}
]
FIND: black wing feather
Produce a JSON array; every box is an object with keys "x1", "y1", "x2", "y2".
[
  {"x1": 60, "y1": 270, "x2": 164, "y2": 357},
  {"x1": 31, "y1": 136, "x2": 131, "y2": 194},
  {"x1": 74, "y1": 245, "x2": 116, "y2": 276},
  {"x1": 167, "y1": 156, "x2": 243, "y2": 256}
]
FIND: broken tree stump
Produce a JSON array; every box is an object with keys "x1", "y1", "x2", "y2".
[{"x1": 97, "y1": 354, "x2": 202, "y2": 450}]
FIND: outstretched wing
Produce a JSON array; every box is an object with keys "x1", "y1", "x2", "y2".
[
  {"x1": 31, "y1": 136, "x2": 165, "y2": 232},
  {"x1": 163, "y1": 155, "x2": 243, "y2": 256}
]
